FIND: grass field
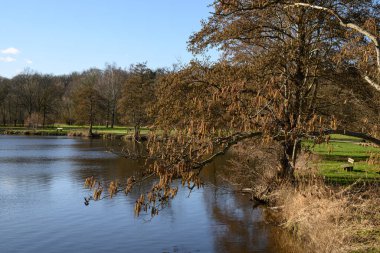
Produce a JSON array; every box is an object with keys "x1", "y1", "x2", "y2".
[{"x1": 304, "y1": 135, "x2": 380, "y2": 183}]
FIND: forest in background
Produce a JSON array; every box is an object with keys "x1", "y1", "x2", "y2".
[{"x1": 0, "y1": 63, "x2": 162, "y2": 134}]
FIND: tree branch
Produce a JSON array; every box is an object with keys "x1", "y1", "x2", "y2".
[
  {"x1": 288, "y1": 2, "x2": 380, "y2": 92},
  {"x1": 364, "y1": 75, "x2": 380, "y2": 91},
  {"x1": 193, "y1": 132, "x2": 263, "y2": 170}
]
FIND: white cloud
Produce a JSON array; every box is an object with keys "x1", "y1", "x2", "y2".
[
  {"x1": 25, "y1": 59, "x2": 33, "y2": 64},
  {"x1": 1, "y1": 47, "x2": 20, "y2": 55},
  {"x1": 0, "y1": 56, "x2": 16, "y2": 62}
]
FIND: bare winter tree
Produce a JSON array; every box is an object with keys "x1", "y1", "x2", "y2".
[
  {"x1": 118, "y1": 63, "x2": 156, "y2": 141},
  {"x1": 72, "y1": 69, "x2": 106, "y2": 136},
  {"x1": 102, "y1": 63, "x2": 126, "y2": 128}
]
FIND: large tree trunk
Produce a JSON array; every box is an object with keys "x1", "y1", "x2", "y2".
[
  {"x1": 279, "y1": 141, "x2": 296, "y2": 181},
  {"x1": 281, "y1": 11, "x2": 306, "y2": 179}
]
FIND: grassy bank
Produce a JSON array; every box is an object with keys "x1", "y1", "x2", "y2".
[
  {"x1": 274, "y1": 135, "x2": 380, "y2": 252},
  {"x1": 0, "y1": 125, "x2": 150, "y2": 139},
  {"x1": 304, "y1": 135, "x2": 380, "y2": 183}
]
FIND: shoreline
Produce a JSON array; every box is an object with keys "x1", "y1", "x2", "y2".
[{"x1": 0, "y1": 129, "x2": 148, "y2": 141}]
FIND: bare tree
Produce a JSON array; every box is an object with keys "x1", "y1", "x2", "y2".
[
  {"x1": 34, "y1": 74, "x2": 62, "y2": 128},
  {"x1": 13, "y1": 69, "x2": 39, "y2": 125},
  {"x1": 102, "y1": 63, "x2": 125, "y2": 128},
  {"x1": 118, "y1": 63, "x2": 156, "y2": 140},
  {"x1": 72, "y1": 69, "x2": 106, "y2": 135}
]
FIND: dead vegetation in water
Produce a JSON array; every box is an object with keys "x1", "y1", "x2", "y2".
[{"x1": 226, "y1": 146, "x2": 380, "y2": 253}]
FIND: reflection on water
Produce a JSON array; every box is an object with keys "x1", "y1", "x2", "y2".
[{"x1": 0, "y1": 135, "x2": 302, "y2": 253}]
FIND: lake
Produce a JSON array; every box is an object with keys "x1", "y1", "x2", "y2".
[{"x1": 0, "y1": 136, "x2": 301, "y2": 253}]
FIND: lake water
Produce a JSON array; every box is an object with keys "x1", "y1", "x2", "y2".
[{"x1": 0, "y1": 136, "x2": 301, "y2": 253}]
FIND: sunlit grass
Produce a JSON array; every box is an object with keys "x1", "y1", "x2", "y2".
[
  {"x1": 328, "y1": 134, "x2": 363, "y2": 142},
  {"x1": 306, "y1": 141, "x2": 379, "y2": 159},
  {"x1": 304, "y1": 135, "x2": 380, "y2": 183}
]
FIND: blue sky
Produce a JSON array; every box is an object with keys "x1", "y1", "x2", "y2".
[{"x1": 0, "y1": 0, "x2": 215, "y2": 78}]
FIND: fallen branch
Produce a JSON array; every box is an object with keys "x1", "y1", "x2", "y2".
[{"x1": 193, "y1": 132, "x2": 262, "y2": 170}]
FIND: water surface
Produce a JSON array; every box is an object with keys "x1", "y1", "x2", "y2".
[{"x1": 0, "y1": 136, "x2": 300, "y2": 253}]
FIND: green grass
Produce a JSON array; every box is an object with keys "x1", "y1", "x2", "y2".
[
  {"x1": 316, "y1": 160, "x2": 380, "y2": 180},
  {"x1": 304, "y1": 135, "x2": 380, "y2": 183},
  {"x1": 55, "y1": 124, "x2": 133, "y2": 134},
  {"x1": 306, "y1": 141, "x2": 380, "y2": 160},
  {"x1": 328, "y1": 134, "x2": 363, "y2": 142}
]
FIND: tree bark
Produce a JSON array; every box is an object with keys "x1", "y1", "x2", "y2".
[{"x1": 280, "y1": 141, "x2": 296, "y2": 181}]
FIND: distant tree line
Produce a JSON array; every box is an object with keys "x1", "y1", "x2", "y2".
[{"x1": 0, "y1": 63, "x2": 164, "y2": 135}]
